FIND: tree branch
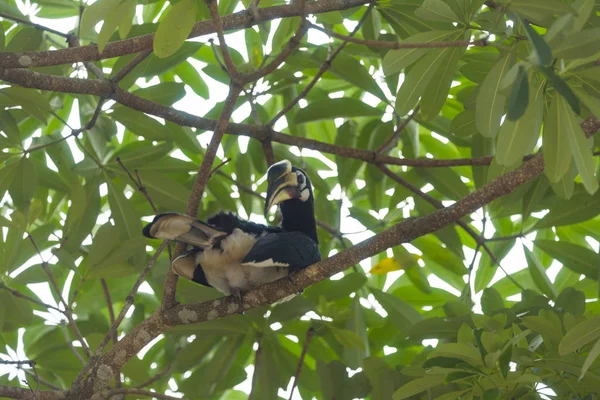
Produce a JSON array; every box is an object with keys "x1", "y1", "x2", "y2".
[
  {"x1": 0, "y1": 0, "x2": 371, "y2": 69},
  {"x1": 0, "y1": 11, "x2": 72, "y2": 39},
  {"x1": 67, "y1": 120, "x2": 600, "y2": 400},
  {"x1": 289, "y1": 327, "x2": 314, "y2": 400},
  {"x1": 310, "y1": 22, "x2": 488, "y2": 49},
  {"x1": 1, "y1": 66, "x2": 522, "y2": 168},
  {"x1": 269, "y1": 2, "x2": 375, "y2": 127},
  {"x1": 0, "y1": 384, "x2": 65, "y2": 400}
]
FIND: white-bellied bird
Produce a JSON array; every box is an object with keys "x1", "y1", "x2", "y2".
[{"x1": 142, "y1": 160, "x2": 321, "y2": 303}]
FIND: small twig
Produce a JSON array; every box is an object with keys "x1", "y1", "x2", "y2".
[
  {"x1": 243, "y1": 0, "x2": 308, "y2": 82},
  {"x1": 59, "y1": 323, "x2": 86, "y2": 366},
  {"x1": 376, "y1": 105, "x2": 420, "y2": 154},
  {"x1": 100, "y1": 279, "x2": 121, "y2": 389},
  {"x1": 0, "y1": 285, "x2": 62, "y2": 312},
  {"x1": 0, "y1": 360, "x2": 36, "y2": 366},
  {"x1": 111, "y1": 49, "x2": 153, "y2": 83},
  {"x1": 116, "y1": 157, "x2": 159, "y2": 214},
  {"x1": 135, "y1": 363, "x2": 174, "y2": 389},
  {"x1": 269, "y1": 3, "x2": 375, "y2": 126},
  {"x1": 208, "y1": 157, "x2": 231, "y2": 178},
  {"x1": 485, "y1": 233, "x2": 524, "y2": 242},
  {"x1": 309, "y1": 23, "x2": 488, "y2": 49},
  {"x1": 261, "y1": 141, "x2": 276, "y2": 166},
  {"x1": 0, "y1": 11, "x2": 72, "y2": 38},
  {"x1": 206, "y1": 0, "x2": 241, "y2": 82},
  {"x1": 288, "y1": 327, "x2": 314, "y2": 400},
  {"x1": 95, "y1": 242, "x2": 167, "y2": 356},
  {"x1": 22, "y1": 368, "x2": 62, "y2": 391}
]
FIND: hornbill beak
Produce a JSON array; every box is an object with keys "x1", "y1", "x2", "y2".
[{"x1": 264, "y1": 159, "x2": 300, "y2": 217}]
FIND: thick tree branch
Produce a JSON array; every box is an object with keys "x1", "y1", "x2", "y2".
[
  {"x1": 0, "y1": 385, "x2": 65, "y2": 400},
  {"x1": 0, "y1": 0, "x2": 370, "y2": 69},
  {"x1": 68, "y1": 118, "x2": 600, "y2": 400},
  {"x1": 1, "y1": 67, "x2": 508, "y2": 168}
]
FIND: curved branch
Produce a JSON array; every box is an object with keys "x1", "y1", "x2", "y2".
[
  {"x1": 0, "y1": 0, "x2": 370, "y2": 69},
  {"x1": 0, "y1": 68, "x2": 513, "y2": 168}
]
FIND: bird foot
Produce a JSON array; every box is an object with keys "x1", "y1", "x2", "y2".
[{"x1": 230, "y1": 288, "x2": 245, "y2": 313}]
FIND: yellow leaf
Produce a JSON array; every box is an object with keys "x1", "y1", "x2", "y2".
[{"x1": 370, "y1": 255, "x2": 421, "y2": 275}]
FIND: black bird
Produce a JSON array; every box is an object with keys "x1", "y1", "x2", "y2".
[{"x1": 142, "y1": 159, "x2": 321, "y2": 303}]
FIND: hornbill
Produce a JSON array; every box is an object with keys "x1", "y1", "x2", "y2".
[{"x1": 142, "y1": 159, "x2": 321, "y2": 303}]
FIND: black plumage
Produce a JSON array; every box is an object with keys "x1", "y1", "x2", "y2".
[{"x1": 142, "y1": 160, "x2": 321, "y2": 302}]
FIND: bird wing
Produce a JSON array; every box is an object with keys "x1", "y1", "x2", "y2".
[
  {"x1": 240, "y1": 232, "x2": 321, "y2": 273},
  {"x1": 142, "y1": 213, "x2": 226, "y2": 248}
]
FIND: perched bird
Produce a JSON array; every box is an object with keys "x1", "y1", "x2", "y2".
[{"x1": 142, "y1": 159, "x2": 321, "y2": 303}]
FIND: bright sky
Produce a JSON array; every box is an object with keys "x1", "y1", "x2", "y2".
[{"x1": 0, "y1": 1, "x2": 579, "y2": 398}]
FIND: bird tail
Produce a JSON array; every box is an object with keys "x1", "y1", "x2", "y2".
[{"x1": 142, "y1": 213, "x2": 227, "y2": 248}]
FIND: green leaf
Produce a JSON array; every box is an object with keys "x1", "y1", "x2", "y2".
[
  {"x1": 420, "y1": 43, "x2": 464, "y2": 120},
  {"x1": 560, "y1": 94, "x2": 598, "y2": 195},
  {"x1": 537, "y1": 190, "x2": 600, "y2": 228},
  {"x1": 9, "y1": 157, "x2": 37, "y2": 210},
  {"x1": 543, "y1": 92, "x2": 572, "y2": 183},
  {"x1": 522, "y1": 21, "x2": 552, "y2": 66},
  {"x1": 496, "y1": 75, "x2": 543, "y2": 166},
  {"x1": 245, "y1": 26, "x2": 263, "y2": 67},
  {"x1": 415, "y1": 167, "x2": 468, "y2": 200},
  {"x1": 382, "y1": 30, "x2": 456, "y2": 76},
  {"x1": 154, "y1": 0, "x2": 196, "y2": 58},
  {"x1": 450, "y1": 110, "x2": 477, "y2": 137},
  {"x1": 559, "y1": 314, "x2": 600, "y2": 355},
  {"x1": 107, "y1": 179, "x2": 142, "y2": 241},
  {"x1": 371, "y1": 288, "x2": 423, "y2": 332},
  {"x1": 132, "y1": 82, "x2": 186, "y2": 106},
  {"x1": 429, "y1": 343, "x2": 484, "y2": 366},
  {"x1": 395, "y1": 44, "x2": 459, "y2": 116},
  {"x1": 524, "y1": 246, "x2": 557, "y2": 300},
  {"x1": 393, "y1": 375, "x2": 445, "y2": 400},
  {"x1": 414, "y1": 0, "x2": 459, "y2": 23},
  {"x1": 5, "y1": 27, "x2": 42, "y2": 52},
  {"x1": 508, "y1": 0, "x2": 575, "y2": 24},
  {"x1": 136, "y1": 171, "x2": 190, "y2": 211},
  {"x1": 294, "y1": 98, "x2": 381, "y2": 123},
  {"x1": 555, "y1": 287, "x2": 586, "y2": 315},
  {"x1": 174, "y1": 62, "x2": 209, "y2": 99},
  {"x1": 540, "y1": 66, "x2": 580, "y2": 114},
  {"x1": 110, "y1": 106, "x2": 167, "y2": 141},
  {"x1": 481, "y1": 287, "x2": 504, "y2": 315},
  {"x1": 0, "y1": 24, "x2": 5, "y2": 51},
  {"x1": 534, "y1": 240, "x2": 600, "y2": 279},
  {"x1": 580, "y1": 337, "x2": 600, "y2": 380},
  {"x1": 97, "y1": 0, "x2": 130, "y2": 52},
  {"x1": 335, "y1": 121, "x2": 362, "y2": 189},
  {"x1": 118, "y1": 0, "x2": 136, "y2": 39},
  {"x1": 312, "y1": 48, "x2": 387, "y2": 102},
  {"x1": 505, "y1": 66, "x2": 529, "y2": 120},
  {"x1": 475, "y1": 52, "x2": 516, "y2": 138},
  {"x1": 553, "y1": 28, "x2": 600, "y2": 59},
  {"x1": 80, "y1": 0, "x2": 121, "y2": 36}
]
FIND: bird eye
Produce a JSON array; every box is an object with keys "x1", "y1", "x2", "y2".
[{"x1": 297, "y1": 174, "x2": 305, "y2": 185}]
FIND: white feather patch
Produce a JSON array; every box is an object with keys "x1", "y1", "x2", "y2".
[{"x1": 241, "y1": 258, "x2": 290, "y2": 268}]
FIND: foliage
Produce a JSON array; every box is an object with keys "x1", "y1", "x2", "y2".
[{"x1": 0, "y1": 0, "x2": 599, "y2": 398}]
